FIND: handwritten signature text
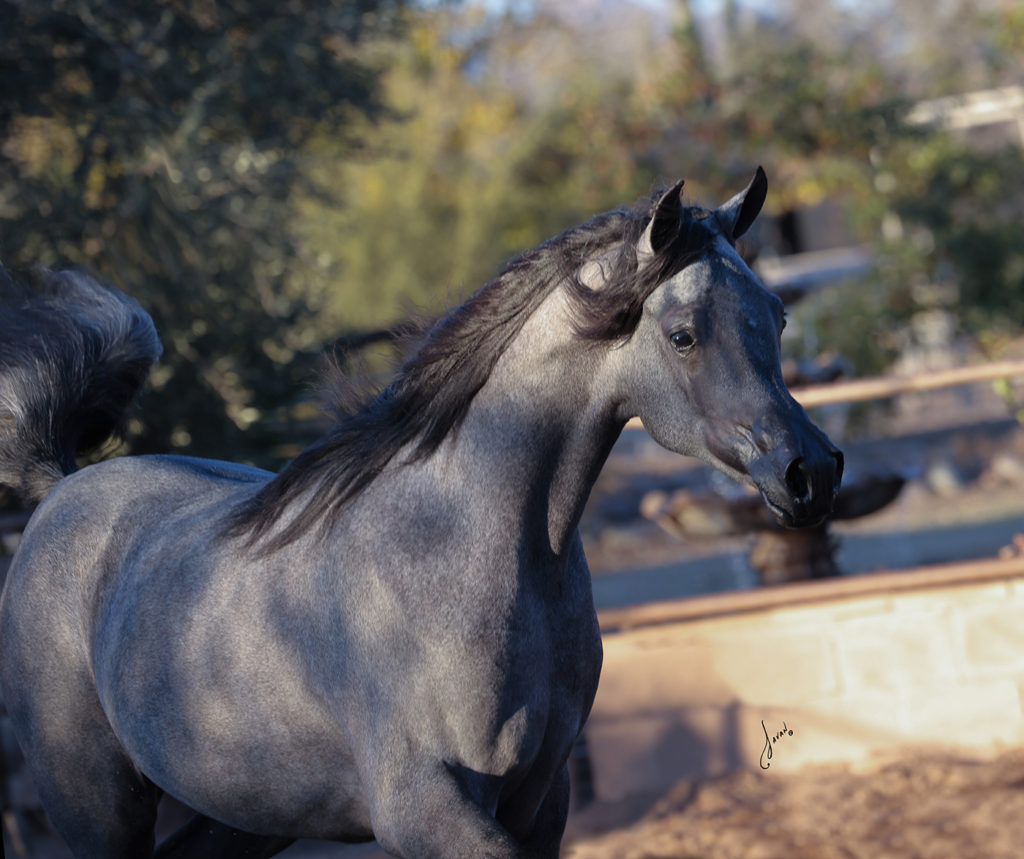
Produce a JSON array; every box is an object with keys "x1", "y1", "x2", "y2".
[{"x1": 759, "y1": 719, "x2": 793, "y2": 770}]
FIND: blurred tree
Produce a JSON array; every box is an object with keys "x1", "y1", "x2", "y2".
[
  {"x1": 688, "y1": 0, "x2": 1024, "y2": 378},
  {"x1": 293, "y1": 6, "x2": 666, "y2": 333},
  {"x1": 668, "y1": 0, "x2": 714, "y2": 108},
  {"x1": 868, "y1": 136, "x2": 1024, "y2": 349},
  {"x1": 0, "y1": 0, "x2": 405, "y2": 466},
  {"x1": 709, "y1": 14, "x2": 911, "y2": 211},
  {"x1": 855, "y1": 0, "x2": 1021, "y2": 97},
  {"x1": 784, "y1": 4, "x2": 1024, "y2": 375},
  {"x1": 5, "y1": 0, "x2": 1023, "y2": 467}
]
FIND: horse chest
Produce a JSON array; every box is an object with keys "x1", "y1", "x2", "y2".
[
  {"x1": 340, "y1": 544, "x2": 601, "y2": 771},
  {"x1": 465, "y1": 567, "x2": 602, "y2": 780}
]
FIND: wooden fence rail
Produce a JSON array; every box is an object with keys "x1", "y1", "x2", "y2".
[
  {"x1": 792, "y1": 358, "x2": 1024, "y2": 409},
  {"x1": 597, "y1": 554, "x2": 1024, "y2": 632},
  {"x1": 625, "y1": 358, "x2": 1024, "y2": 430}
]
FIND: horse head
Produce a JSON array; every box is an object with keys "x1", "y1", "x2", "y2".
[{"x1": 619, "y1": 169, "x2": 843, "y2": 528}]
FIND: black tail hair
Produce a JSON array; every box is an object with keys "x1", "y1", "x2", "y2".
[{"x1": 0, "y1": 266, "x2": 161, "y2": 504}]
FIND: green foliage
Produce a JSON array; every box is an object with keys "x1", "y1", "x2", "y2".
[
  {"x1": 3, "y1": 0, "x2": 1024, "y2": 469},
  {"x1": 708, "y1": 25, "x2": 913, "y2": 210},
  {"x1": 294, "y1": 8, "x2": 665, "y2": 332},
  {"x1": 702, "y1": 1, "x2": 1024, "y2": 375},
  {"x1": 0, "y1": 0, "x2": 404, "y2": 466},
  {"x1": 882, "y1": 140, "x2": 1024, "y2": 327},
  {"x1": 790, "y1": 137, "x2": 1024, "y2": 375},
  {"x1": 839, "y1": 135, "x2": 1024, "y2": 374}
]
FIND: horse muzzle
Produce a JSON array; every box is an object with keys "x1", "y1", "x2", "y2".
[{"x1": 746, "y1": 441, "x2": 844, "y2": 529}]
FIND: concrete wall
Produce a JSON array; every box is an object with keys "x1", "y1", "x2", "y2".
[{"x1": 586, "y1": 560, "x2": 1024, "y2": 802}]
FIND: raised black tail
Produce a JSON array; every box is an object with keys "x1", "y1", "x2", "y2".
[{"x1": 0, "y1": 267, "x2": 161, "y2": 504}]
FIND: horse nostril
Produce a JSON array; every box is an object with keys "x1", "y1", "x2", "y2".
[
  {"x1": 784, "y1": 457, "x2": 812, "y2": 503},
  {"x1": 831, "y1": 450, "x2": 845, "y2": 485},
  {"x1": 831, "y1": 450, "x2": 845, "y2": 503}
]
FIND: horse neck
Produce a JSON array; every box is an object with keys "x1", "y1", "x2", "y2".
[{"x1": 441, "y1": 287, "x2": 624, "y2": 559}]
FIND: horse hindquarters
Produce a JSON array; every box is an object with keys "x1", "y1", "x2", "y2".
[
  {"x1": 0, "y1": 552, "x2": 162, "y2": 857},
  {"x1": 4, "y1": 631, "x2": 296, "y2": 859}
]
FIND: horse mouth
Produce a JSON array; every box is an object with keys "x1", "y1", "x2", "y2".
[
  {"x1": 700, "y1": 438, "x2": 843, "y2": 529},
  {"x1": 762, "y1": 496, "x2": 831, "y2": 529},
  {"x1": 758, "y1": 450, "x2": 844, "y2": 529}
]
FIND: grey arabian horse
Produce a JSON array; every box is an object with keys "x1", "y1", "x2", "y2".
[{"x1": 0, "y1": 170, "x2": 842, "y2": 858}]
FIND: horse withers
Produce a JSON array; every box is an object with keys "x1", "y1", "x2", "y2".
[{"x1": 0, "y1": 169, "x2": 842, "y2": 858}]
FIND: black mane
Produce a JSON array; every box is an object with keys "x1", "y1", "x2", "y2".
[{"x1": 228, "y1": 194, "x2": 716, "y2": 553}]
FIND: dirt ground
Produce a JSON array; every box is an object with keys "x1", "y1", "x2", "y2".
[{"x1": 562, "y1": 748, "x2": 1024, "y2": 859}]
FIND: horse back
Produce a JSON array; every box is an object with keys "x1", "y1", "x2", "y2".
[{"x1": 1, "y1": 453, "x2": 270, "y2": 653}]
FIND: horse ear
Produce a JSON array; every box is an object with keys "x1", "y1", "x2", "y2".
[
  {"x1": 717, "y1": 166, "x2": 767, "y2": 242},
  {"x1": 638, "y1": 179, "x2": 686, "y2": 261}
]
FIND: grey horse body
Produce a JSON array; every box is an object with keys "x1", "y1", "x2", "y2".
[
  {"x1": 7, "y1": 288, "x2": 607, "y2": 852},
  {"x1": 0, "y1": 171, "x2": 842, "y2": 857}
]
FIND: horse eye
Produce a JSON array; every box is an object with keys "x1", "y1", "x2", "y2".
[{"x1": 669, "y1": 329, "x2": 696, "y2": 352}]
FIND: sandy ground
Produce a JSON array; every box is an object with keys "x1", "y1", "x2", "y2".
[{"x1": 562, "y1": 749, "x2": 1024, "y2": 859}]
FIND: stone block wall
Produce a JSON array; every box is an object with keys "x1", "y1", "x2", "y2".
[{"x1": 586, "y1": 564, "x2": 1024, "y2": 802}]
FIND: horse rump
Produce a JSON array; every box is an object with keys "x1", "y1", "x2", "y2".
[{"x1": 0, "y1": 266, "x2": 161, "y2": 504}]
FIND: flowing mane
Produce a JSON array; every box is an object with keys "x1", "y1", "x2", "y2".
[{"x1": 228, "y1": 194, "x2": 717, "y2": 552}]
